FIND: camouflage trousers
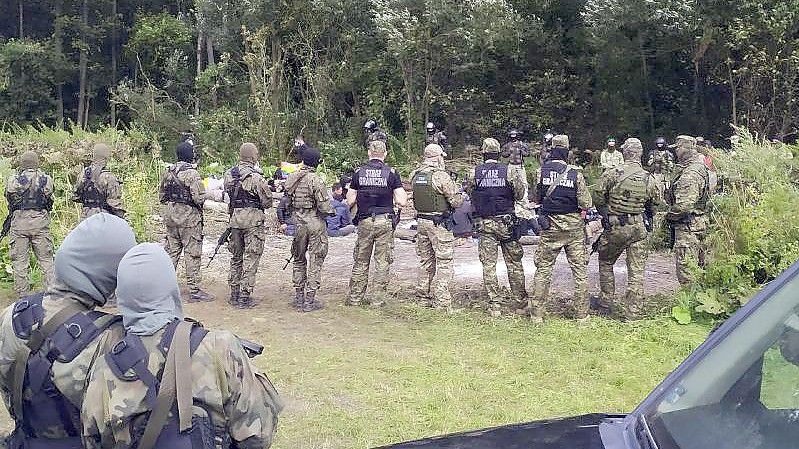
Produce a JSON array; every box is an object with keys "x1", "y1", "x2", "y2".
[
  {"x1": 673, "y1": 219, "x2": 707, "y2": 285},
  {"x1": 416, "y1": 218, "x2": 455, "y2": 307},
  {"x1": 165, "y1": 224, "x2": 203, "y2": 293},
  {"x1": 228, "y1": 226, "x2": 265, "y2": 296},
  {"x1": 597, "y1": 222, "x2": 648, "y2": 318},
  {"x1": 9, "y1": 226, "x2": 54, "y2": 297},
  {"x1": 348, "y1": 215, "x2": 394, "y2": 305},
  {"x1": 532, "y1": 226, "x2": 587, "y2": 314},
  {"x1": 477, "y1": 217, "x2": 527, "y2": 310},
  {"x1": 292, "y1": 218, "x2": 329, "y2": 293}
]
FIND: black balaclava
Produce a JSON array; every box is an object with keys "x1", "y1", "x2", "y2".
[{"x1": 302, "y1": 146, "x2": 322, "y2": 168}]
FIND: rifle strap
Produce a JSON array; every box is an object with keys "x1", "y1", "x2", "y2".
[
  {"x1": 544, "y1": 164, "x2": 572, "y2": 201},
  {"x1": 286, "y1": 170, "x2": 310, "y2": 196}
]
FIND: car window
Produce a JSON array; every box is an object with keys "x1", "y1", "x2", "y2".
[{"x1": 642, "y1": 272, "x2": 799, "y2": 449}]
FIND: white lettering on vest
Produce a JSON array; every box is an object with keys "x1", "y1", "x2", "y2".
[
  {"x1": 359, "y1": 169, "x2": 388, "y2": 187},
  {"x1": 541, "y1": 171, "x2": 575, "y2": 188}
]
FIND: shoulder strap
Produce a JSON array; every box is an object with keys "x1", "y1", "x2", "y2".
[
  {"x1": 286, "y1": 170, "x2": 310, "y2": 195},
  {"x1": 136, "y1": 321, "x2": 193, "y2": 449},
  {"x1": 544, "y1": 165, "x2": 572, "y2": 200}
]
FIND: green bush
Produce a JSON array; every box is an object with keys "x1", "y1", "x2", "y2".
[{"x1": 672, "y1": 130, "x2": 799, "y2": 323}]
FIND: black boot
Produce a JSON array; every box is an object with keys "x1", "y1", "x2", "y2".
[
  {"x1": 291, "y1": 288, "x2": 305, "y2": 309},
  {"x1": 302, "y1": 291, "x2": 323, "y2": 313},
  {"x1": 228, "y1": 289, "x2": 240, "y2": 307},
  {"x1": 189, "y1": 289, "x2": 215, "y2": 303},
  {"x1": 236, "y1": 292, "x2": 256, "y2": 309}
]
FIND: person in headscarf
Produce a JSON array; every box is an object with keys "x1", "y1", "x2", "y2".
[
  {"x1": 159, "y1": 141, "x2": 213, "y2": 302},
  {"x1": 81, "y1": 243, "x2": 282, "y2": 449},
  {"x1": 72, "y1": 143, "x2": 126, "y2": 219},
  {"x1": 0, "y1": 213, "x2": 136, "y2": 449},
  {"x1": 223, "y1": 143, "x2": 273, "y2": 309},
  {"x1": 4, "y1": 150, "x2": 55, "y2": 297}
]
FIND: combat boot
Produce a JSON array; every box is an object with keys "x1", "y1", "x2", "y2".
[
  {"x1": 188, "y1": 289, "x2": 215, "y2": 303},
  {"x1": 292, "y1": 288, "x2": 305, "y2": 309},
  {"x1": 236, "y1": 293, "x2": 256, "y2": 309},
  {"x1": 228, "y1": 289, "x2": 240, "y2": 307},
  {"x1": 302, "y1": 291, "x2": 323, "y2": 313}
]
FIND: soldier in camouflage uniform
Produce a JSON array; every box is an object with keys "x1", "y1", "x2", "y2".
[
  {"x1": 666, "y1": 135, "x2": 711, "y2": 284},
  {"x1": 411, "y1": 144, "x2": 465, "y2": 309},
  {"x1": 425, "y1": 122, "x2": 450, "y2": 152},
  {"x1": 224, "y1": 143, "x2": 273, "y2": 309},
  {"x1": 0, "y1": 213, "x2": 136, "y2": 449},
  {"x1": 73, "y1": 143, "x2": 126, "y2": 219},
  {"x1": 593, "y1": 138, "x2": 661, "y2": 320},
  {"x1": 502, "y1": 129, "x2": 532, "y2": 215},
  {"x1": 647, "y1": 136, "x2": 675, "y2": 193},
  {"x1": 285, "y1": 146, "x2": 333, "y2": 312},
  {"x1": 364, "y1": 120, "x2": 388, "y2": 147},
  {"x1": 467, "y1": 138, "x2": 527, "y2": 317},
  {"x1": 4, "y1": 151, "x2": 55, "y2": 298},
  {"x1": 160, "y1": 142, "x2": 213, "y2": 302},
  {"x1": 345, "y1": 141, "x2": 407, "y2": 307},
  {"x1": 531, "y1": 135, "x2": 593, "y2": 321},
  {"x1": 81, "y1": 243, "x2": 281, "y2": 449}
]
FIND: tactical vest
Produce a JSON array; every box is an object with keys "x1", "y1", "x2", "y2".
[
  {"x1": 287, "y1": 170, "x2": 316, "y2": 210},
  {"x1": 355, "y1": 161, "x2": 394, "y2": 220},
  {"x1": 75, "y1": 167, "x2": 110, "y2": 211},
  {"x1": 11, "y1": 173, "x2": 52, "y2": 211},
  {"x1": 472, "y1": 162, "x2": 514, "y2": 218},
  {"x1": 668, "y1": 161, "x2": 710, "y2": 213},
  {"x1": 105, "y1": 319, "x2": 217, "y2": 449},
  {"x1": 412, "y1": 170, "x2": 449, "y2": 214},
  {"x1": 538, "y1": 161, "x2": 579, "y2": 215},
  {"x1": 608, "y1": 164, "x2": 651, "y2": 215},
  {"x1": 161, "y1": 165, "x2": 200, "y2": 210},
  {"x1": 9, "y1": 293, "x2": 121, "y2": 449},
  {"x1": 227, "y1": 167, "x2": 263, "y2": 211}
]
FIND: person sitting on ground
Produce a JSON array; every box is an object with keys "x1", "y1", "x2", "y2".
[
  {"x1": 327, "y1": 183, "x2": 356, "y2": 237},
  {"x1": 81, "y1": 243, "x2": 282, "y2": 449}
]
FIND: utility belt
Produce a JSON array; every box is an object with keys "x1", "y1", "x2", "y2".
[
  {"x1": 417, "y1": 213, "x2": 454, "y2": 231},
  {"x1": 164, "y1": 198, "x2": 203, "y2": 211},
  {"x1": 608, "y1": 213, "x2": 643, "y2": 227}
]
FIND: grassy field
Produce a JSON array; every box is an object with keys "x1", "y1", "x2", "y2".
[{"x1": 235, "y1": 303, "x2": 710, "y2": 449}]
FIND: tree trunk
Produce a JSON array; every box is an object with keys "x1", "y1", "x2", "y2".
[
  {"x1": 110, "y1": 0, "x2": 118, "y2": 127},
  {"x1": 54, "y1": 0, "x2": 64, "y2": 129},
  {"x1": 206, "y1": 36, "x2": 218, "y2": 107},
  {"x1": 77, "y1": 0, "x2": 89, "y2": 128},
  {"x1": 18, "y1": 1, "x2": 23, "y2": 38},
  {"x1": 56, "y1": 86, "x2": 64, "y2": 130},
  {"x1": 728, "y1": 63, "x2": 738, "y2": 127},
  {"x1": 195, "y1": 27, "x2": 204, "y2": 116},
  {"x1": 638, "y1": 34, "x2": 654, "y2": 133}
]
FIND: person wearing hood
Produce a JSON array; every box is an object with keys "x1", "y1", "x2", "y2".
[
  {"x1": 73, "y1": 143, "x2": 126, "y2": 219},
  {"x1": 160, "y1": 141, "x2": 213, "y2": 303},
  {"x1": 81, "y1": 243, "x2": 282, "y2": 449},
  {"x1": 593, "y1": 138, "x2": 661, "y2": 320},
  {"x1": 666, "y1": 135, "x2": 711, "y2": 284},
  {"x1": 4, "y1": 150, "x2": 55, "y2": 297},
  {"x1": 0, "y1": 213, "x2": 136, "y2": 449},
  {"x1": 285, "y1": 146, "x2": 333, "y2": 312},
  {"x1": 410, "y1": 144, "x2": 464, "y2": 311},
  {"x1": 224, "y1": 143, "x2": 273, "y2": 309},
  {"x1": 530, "y1": 135, "x2": 592, "y2": 322}
]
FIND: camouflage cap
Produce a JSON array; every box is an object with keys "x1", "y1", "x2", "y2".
[
  {"x1": 671, "y1": 135, "x2": 697, "y2": 152},
  {"x1": 621, "y1": 138, "x2": 644, "y2": 160},
  {"x1": 239, "y1": 142, "x2": 259, "y2": 164},
  {"x1": 19, "y1": 150, "x2": 39, "y2": 170},
  {"x1": 481, "y1": 138, "x2": 501, "y2": 154},
  {"x1": 92, "y1": 143, "x2": 112, "y2": 162},
  {"x1": 368, "y1": 140, "x2": 387, "y2": 155},
  {"x1": 552, "y1": 134, "x2": 570, "y2": 149},
  {"x1": 424, "y1": 143, "x2": 446, "y2": 158}
]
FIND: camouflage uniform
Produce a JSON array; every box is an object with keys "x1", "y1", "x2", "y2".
[
  {"x1": 467, "y1": 143, "x2": 527, "y2": 315},
  {"x1": 501, "y1": 140, "x2": 531, "y2": 206},
  {"x1": 347, "y1": 158, "x2": 403, "y2": 306},
  {"x1": 4, "y1": 153, "x2": 55, "y2": 297},
  {"x1": 224, "y1": 154, "x2": 273, "y2": 308},
  {"x1": 667, "y1": 136, "x2": 710, "y2": 284},
  {"x1": 594, "y1": 139, "x2": 661, "y2": 319},
  {"x1": 366, "y1": 130, "x2": 388, "y2": 147},
  {"x1": 531, "y1": 136, "x2": 593, "y2": 319},
  {"x1": 425, "y1": 131, "x2": 449, "y2": 150},
  {"x1": 81, "y1": 325, "x2": 281, "y2": 449},
  {"x1": 73, "y1": 144, "x2": 125, "y2": 220},
  {"x1": 285, "y1": 166, "x2": 333, "y2": 311},
  {"x1": 159, "y1": 161, "x2": 206, "y2": 296},
  {"x1": 411, "y1": 147, "x2": 465, "y2": 308}
]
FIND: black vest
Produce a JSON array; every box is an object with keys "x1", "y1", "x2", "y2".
[
  {"x1": 76, "y1": 166, "x2": 110, "y2": 211},
  {"x1": 538, "y1": 161, "x2": 579, "y2": 215},
  {"x1": 161, "y1": 165, "x2": 200, "y2": 209},
  {"x1": 12, "y1": 174, "x2": 51, "y2": 211},
  {"x1": 227, "y1": 166, "x2": 263, "y2": 211},
  {"x1": 472, "y1": 162, "x2": 514, "y2": 218},
  {"x1": 355, "y1": 160, "x2": 394, "y2": 221}
]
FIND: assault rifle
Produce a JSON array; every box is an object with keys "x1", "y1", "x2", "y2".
[
  {"x1": 0, "y1": 202, "x2": 19, "y2": 241},
  {"x1": 206, "y1": 227, "x2": 232, "y2": 267}
]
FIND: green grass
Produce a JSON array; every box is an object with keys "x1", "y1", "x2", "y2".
[{"x1": 247, "y1": 305, "x2": 709, "y2": 449}]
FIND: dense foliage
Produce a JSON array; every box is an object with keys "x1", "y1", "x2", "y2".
[{"x1": 0, "y1": 0, "x2": 797, "y2": 161}]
